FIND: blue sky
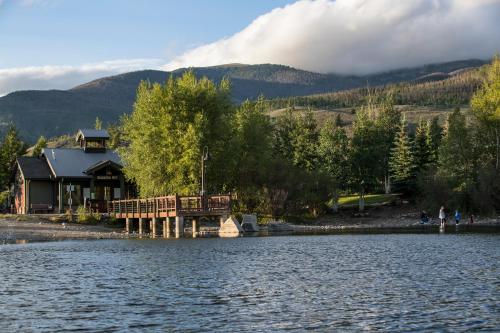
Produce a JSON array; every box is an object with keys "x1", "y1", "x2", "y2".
[
  {"x1": 0, "y1": 0, "x2": 293, "y2": 68},
  {"x1": 0, "y1": 0, "x2": 498, "y2": 95}
]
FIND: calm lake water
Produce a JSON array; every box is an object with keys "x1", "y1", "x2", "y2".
[{"x1": 0, "y1": 234, "x2": 499, "y2": 332}]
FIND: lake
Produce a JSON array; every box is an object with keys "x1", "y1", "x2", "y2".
[{"x1": 0, "y1": 234, "x2": 499, "y2": 332}]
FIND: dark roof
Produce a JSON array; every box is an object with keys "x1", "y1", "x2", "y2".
[
  {"x1": 43, "y1": 148, "x2": 122, "y2": 178},
  {"x1": 76, "y1": 129, "x2": 110, "y2": 141},
  {"x1": 17, "y1": 156, "x2": 53, "y2": 180},
  {"x1": 85, "y1": 160, "x2": 123, "y2": 175}
]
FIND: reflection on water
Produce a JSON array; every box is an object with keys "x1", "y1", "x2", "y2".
[{"x1": 0, "y1": 234, "x2": 499, "y2": 332}]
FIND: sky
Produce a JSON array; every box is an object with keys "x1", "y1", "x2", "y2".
[{"x1": 0, "y1": 0, "x2": 499, "y2": 95}]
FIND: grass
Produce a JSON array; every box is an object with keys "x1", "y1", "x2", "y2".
[{"x1": 338, "y1": 193, "x2": 399, "y2": 206}]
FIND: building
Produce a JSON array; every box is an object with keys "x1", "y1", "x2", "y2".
[{"x1": 14, "y1": 129, "x2": 133, "y2": 214}]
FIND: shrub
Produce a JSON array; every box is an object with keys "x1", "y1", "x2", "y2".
[{"x1": 76, "y1": 206, "x2": 101, "y2": 224}]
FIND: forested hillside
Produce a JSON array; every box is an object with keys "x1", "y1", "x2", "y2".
[{"x1": 0, "y1": 59, "x2": 487, "y2": 143}]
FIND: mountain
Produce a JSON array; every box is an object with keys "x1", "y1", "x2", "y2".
[{"x1": 0, "y1": 59, "x2": 487, "y2": 143}]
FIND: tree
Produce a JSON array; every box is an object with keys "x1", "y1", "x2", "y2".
[
  {"x1": 232, "y1": 98, "x2": 274, "y2": 212},
  {"x1": 119, "y1": 71, "x2": 234, "y2": 197},
  {"x1": 350, "y1": 106, "x2": 381, "y2": 211},
  {"x1": 471, "y1": 55, "x2": 500, "y2": 170},
  {"x1": 290, "y1": 109, "x2": 319, "y2": 171},
  {"x1": 389, "y1": 116, "x2": 416, "y2": 193},
  {"x1": 439, "y1": 108, "x2": 474, "y2": 183},
  {"x1": 95, "y1": 117, "x2": 102, "y2": 130},
  {"x1": 0, "y1": 126, "x2": 26, "y2": 189},
  {"x1": 318, "y1": 119, "x2": 349, "y2": 211},
  {"x1": 32, "y1": 136, "x2": 47, "y2": 157},
  {"x1": 426, "y1": 116, "x2": 442, "y2": 165},
  {"x1": 374, "y1": 94, "x2": 401, "y2": 193},
  {"x1": 414, "y1": 119, "x2": 430, "y2": 172}
]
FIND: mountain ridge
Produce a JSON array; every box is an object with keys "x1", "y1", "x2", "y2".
[{"x1": 0, "y1": 59, "x2": 488, "y2": 143}]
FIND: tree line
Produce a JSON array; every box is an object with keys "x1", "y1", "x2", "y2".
[
  {"x1": 265, "y1": 68, "x2": 483, "y2": 110},
  {"x1": 119, "y1": 57, "x2": 499, "y2": 218}
]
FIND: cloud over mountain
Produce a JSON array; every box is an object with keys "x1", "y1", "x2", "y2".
[
  {"x1": 0, "y1": 59, "x2": 162, "y2": 96},
  {"x1": 164, "y1": 0, "x2": 500, "y2": 74}
]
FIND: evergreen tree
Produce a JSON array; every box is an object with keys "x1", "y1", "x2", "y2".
[
  {"x1": 350, "y1": 106, "x2": 381, "y2": 210},
  {"x1": 291, "y1": 109, "x2": 319, "y2": 171},
  {"x1": 439, "y1": 108, "x2": 473, "y2": 182},
  {"x1": 414, "y1": 119, "x2": 430, "y2": 172},
  {"x1": 318, "y1": 119, "x2": 349, "y2": 210},
  {"x1": 427, "y1": 116, "x2": 442, "y2": 165},
  {"x1": 95, "y1": 117, "x2": 102, "y2": 130},
  {"x1": 32, "y1": 136, "x2": 47, "y2": 157},
  {"x1": 389, "y1": 116, "x2": 416, "y2": 193}
]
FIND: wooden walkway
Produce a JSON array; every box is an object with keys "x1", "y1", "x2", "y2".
[{"x1": 110, "y1": 194, "x2": 231, "y2": 219}]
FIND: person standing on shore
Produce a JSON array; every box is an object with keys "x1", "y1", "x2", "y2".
[
  {"x1": 454, "y1": 210, "x2": 461, "y2": 225},
  {"x1": 439, "y1": 206, "x2": 446, "y2": 226}
]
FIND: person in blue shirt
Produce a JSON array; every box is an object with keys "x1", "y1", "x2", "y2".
[{"x1": 454, "y1": 210, "x2": 461, "y2": 225}]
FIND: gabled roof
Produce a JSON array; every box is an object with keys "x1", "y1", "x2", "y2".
[
  {"x1": 85, "y1": 160, "x2": 123, "y2": 175},
  {"x1": 42, "y1": 148, "x2": 122, "y2": 179},
  {"x1": 75, "y1": 129, "x2": 110, "y2": 141},
  {"x1": 17, "y1": 156, "x2": 53, "y2": 180}
]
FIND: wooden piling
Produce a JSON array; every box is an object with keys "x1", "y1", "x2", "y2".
[
  {"x1": 175, "y1": 216, "x2": 184, "y2": 238},
  {"x1": 151, "y1": 217, "x2": 157, "y2": 238},
  {"x1": 138, "y1": 218, "x2": 144, "y2": 236},
  {"x1": 125, "y1": 218, "x2": 130, "y2": 234}
]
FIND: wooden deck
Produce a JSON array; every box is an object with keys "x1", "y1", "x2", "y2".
[{"x1": 110, "y1": 194, "x2": 231, "y2": 219}]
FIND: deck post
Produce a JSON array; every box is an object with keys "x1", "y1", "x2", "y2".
[
  {"x1": 151, "y1": 217, "x2": 157, "y2": 238},
  {"x1": 125, "y1": 218, "x2": 130, "y2": 234},
  {"x1": 138, "y1": 218, "x2": 144, "y2": 236},
  {"x1": 192, "y1": 218, "x2": 198, "y2": 238},
  {"x1": 166, "y1": 217, "x2": 172, "y2": 238},
  {"x1": 175, "y1": 216, "x2": 184, "y2": 238}
]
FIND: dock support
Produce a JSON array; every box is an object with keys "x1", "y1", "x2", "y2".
[
  {"x1": 163, "y1": 218, "x2": 171, "y2": 238},
  {"x1": 125, "y1": 218, "x2": 131, "y2": 234},
  {"x1": 175, "y1": 216, "x2": 184, "y2": 238},
  {"x1": 192, "y1": 218, "x2": 199, "y2": 238},
  {"x1": 138, "y1": 218, "x2": 144, "y2": 236},
  {"x1": 151, "y1": 217, "x2": 157, "y2": 238}
]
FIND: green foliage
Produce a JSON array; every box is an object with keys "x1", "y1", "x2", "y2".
[
  {"x1": 427, "y1": 116, "x2": 442, "y2": 164},
  {"x1": 32, "y1": 136, "x2": 47, "y2": 157},
  {"x1": 414, "y1": 119, "x2": 431, "y2": 171},
  {"x1": 231, "y1": 98, "x2": 274, "y2": 212},
  {"x1": 76, "y1": 206, "x2": 101, "y2": 224},
  {"x1": 0, "y1": 125, "x2": 26, "y2": 190},
  {"x1": 119, "y1": 71, "x2": 234, "y2": 197},
  {"x1": 95, "y1": 117, "x2": 102, "y2": 130},
  {"x1": 471, "y1": 55, "x2": 500, "y2": 170},
  {"x1": 389, "y1": 116, "x2": 416, "y2": 193}
]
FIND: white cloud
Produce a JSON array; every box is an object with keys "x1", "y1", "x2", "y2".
[
  {"x1": 0, "y1": 59, "x2": 163, "y2": 96},
  {"x1": 164, "y1": 0, "x2": 500, "y2": 74}
]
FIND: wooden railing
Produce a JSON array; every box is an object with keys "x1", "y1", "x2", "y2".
[{"x1": 109, "y1": 194, "x2": 231, "y2": 217}]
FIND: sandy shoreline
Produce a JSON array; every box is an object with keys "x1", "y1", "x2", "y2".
[{"x1": 0, "y1": 218, "x2": 127, "y2": 244}]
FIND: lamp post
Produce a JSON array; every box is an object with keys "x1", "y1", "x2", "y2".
[{"x1": 201, "y1": 146, "x2": 209, "y2": 196}]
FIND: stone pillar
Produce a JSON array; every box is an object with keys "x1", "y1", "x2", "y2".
[
  {"x1": 125, "y1": 218, "x2": 131, "y2": 234},
  {"x1": 151, "y1": 217, "x2": 157, "y2": 238},
  {"x1": 192, "y1": 218, "x2": 198, "y2": 238},
  {"x1": 175, "y1": 216, "x2": 184, "y2": 238},
  {"x1": 138, "y1": 218, "x2": 144, "y2": 236}
]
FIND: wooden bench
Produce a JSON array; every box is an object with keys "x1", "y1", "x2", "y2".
[{"x1": 30, "y1": 203, "x2": 53, "y2": 214}]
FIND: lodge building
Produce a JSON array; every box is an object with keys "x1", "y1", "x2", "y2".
[{"x1": 14, "y1": 129, "x2": 133, "y2": 214}]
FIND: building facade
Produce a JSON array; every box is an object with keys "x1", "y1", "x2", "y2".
[{"x1": 14, "y1": 129, "x2": 133, "y2": 214}]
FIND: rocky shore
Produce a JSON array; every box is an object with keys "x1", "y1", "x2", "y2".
[{"x1": 0, "y1": 216, "x2": 126, "y2": 244}]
